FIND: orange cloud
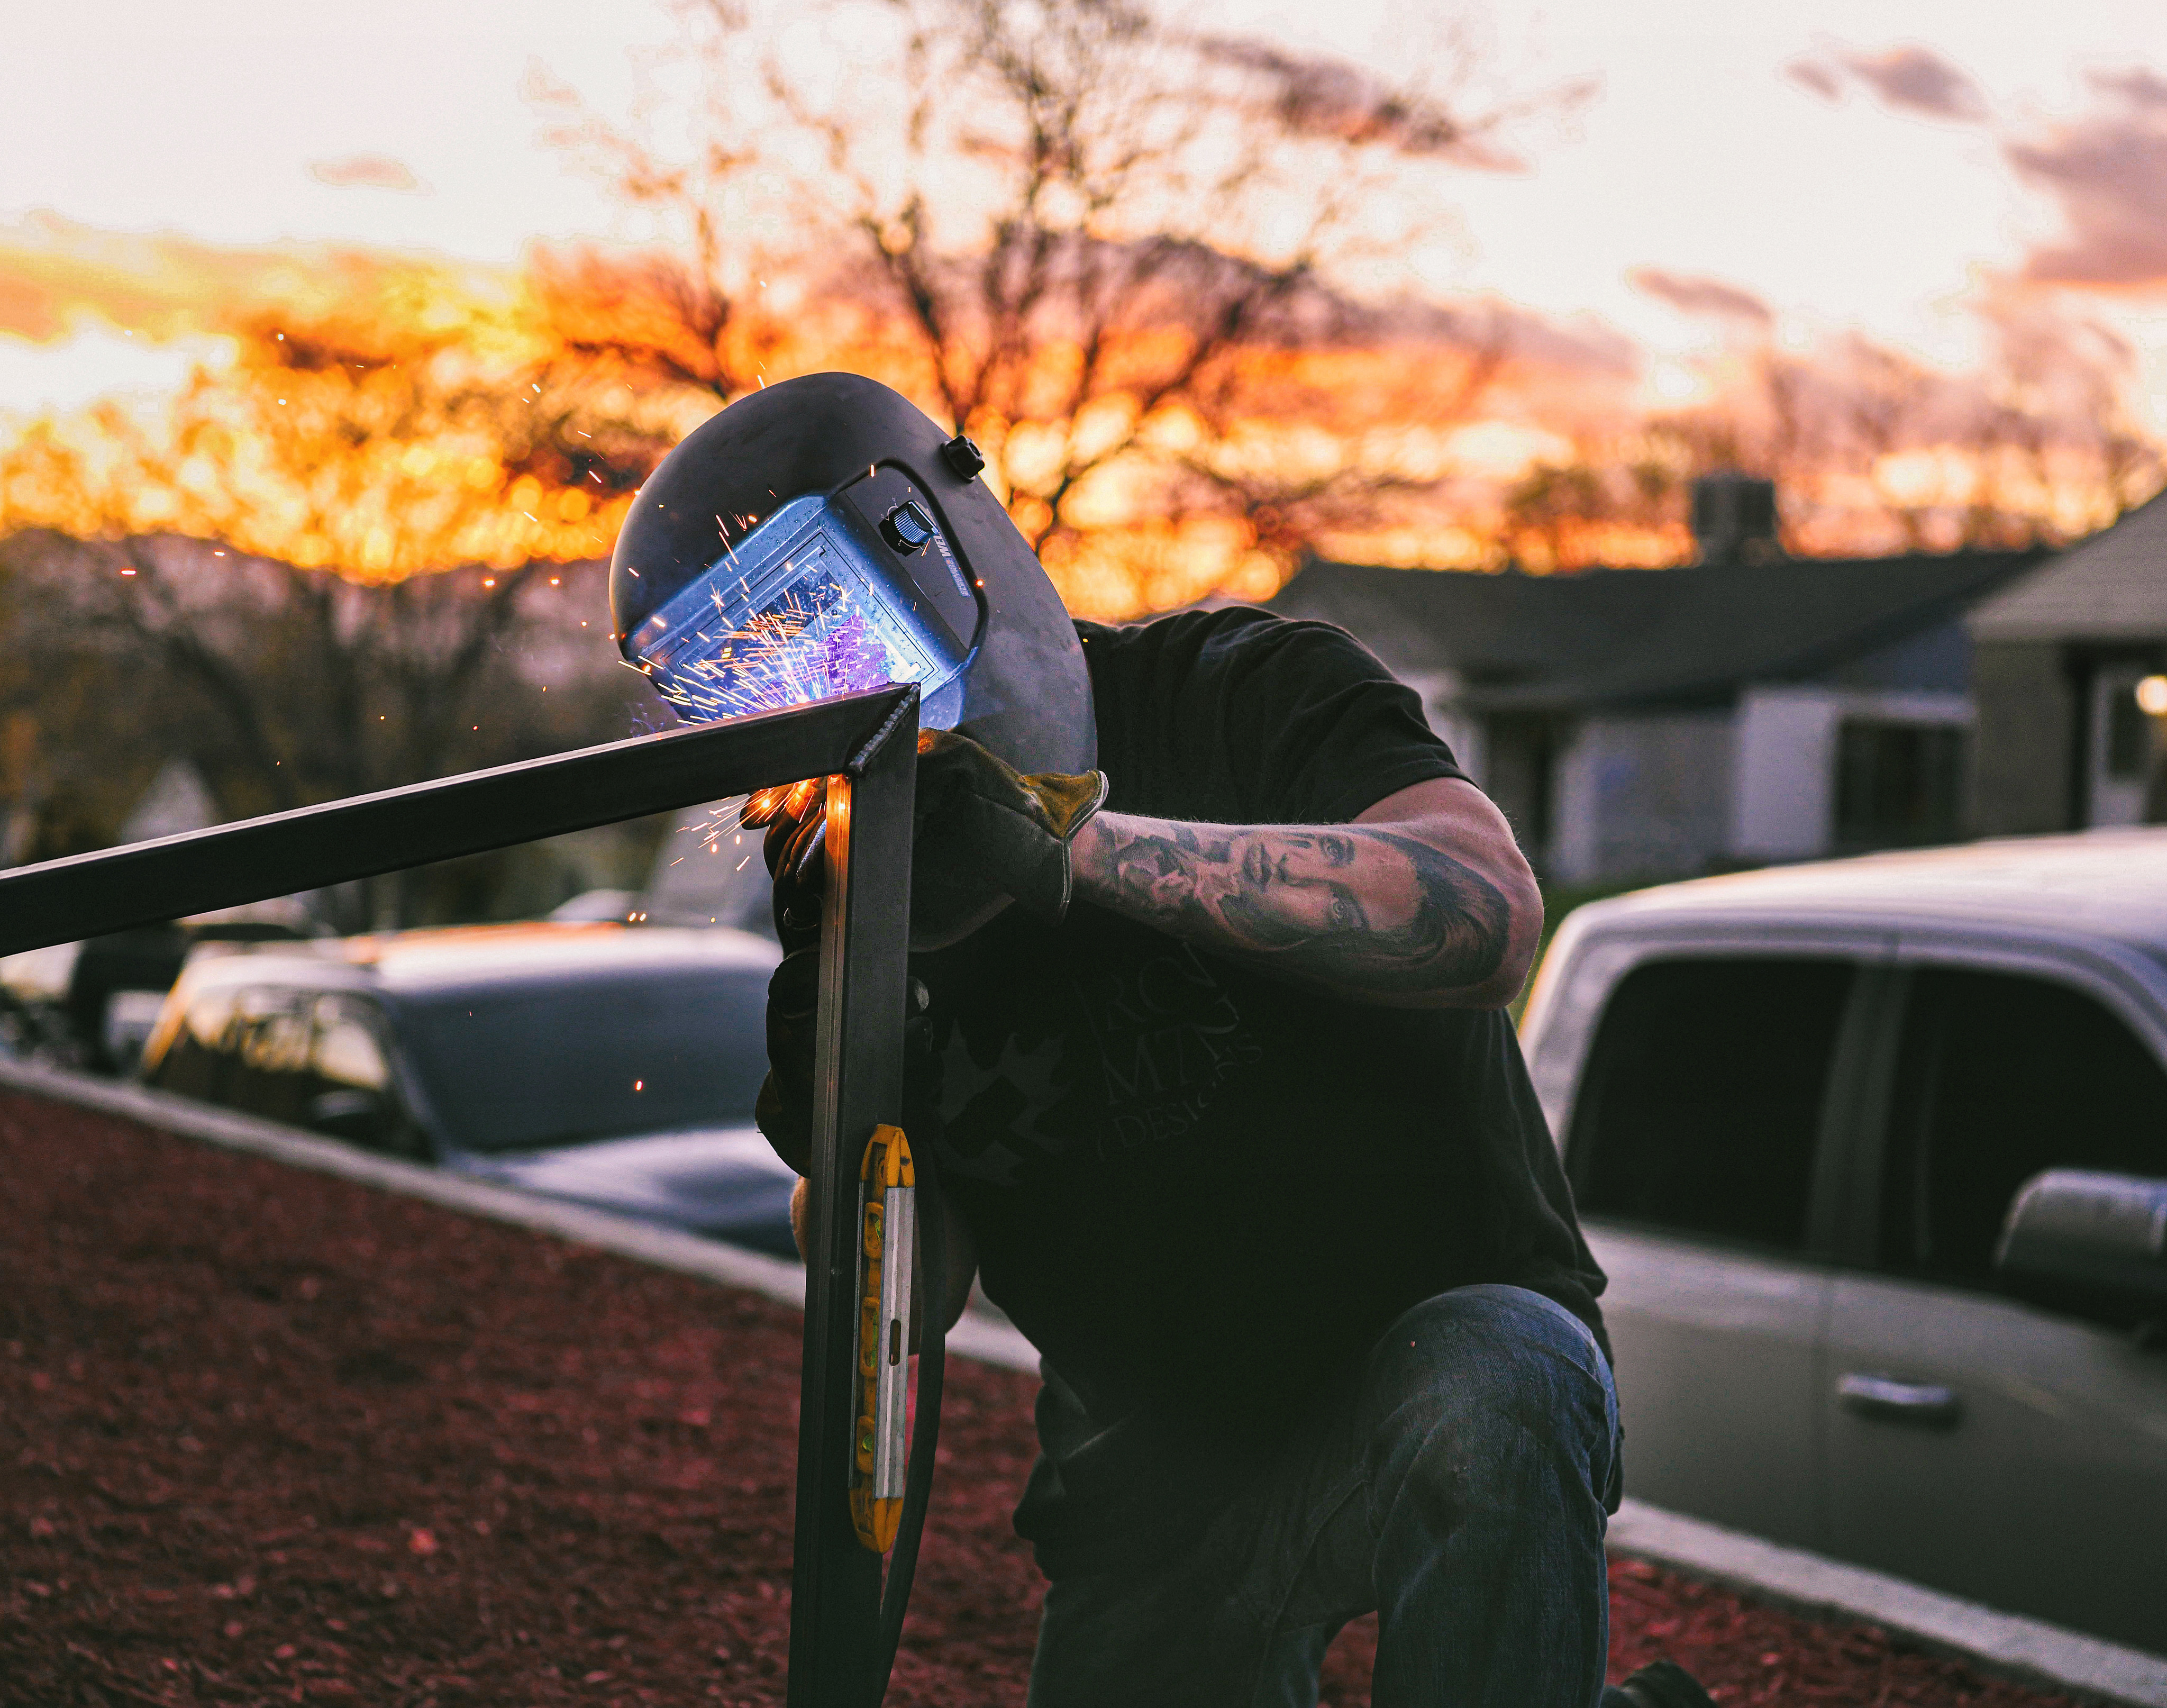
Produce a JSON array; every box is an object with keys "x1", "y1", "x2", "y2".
[
  {"x1": 1788, "y1": 42, "x2": 1989, "y2": 123},
  {"x1": 0, "y1": 213, "x2": 318, "y2": 346},
  {"x1": 308, "y1": 156, "x2": 427, "y2": 193},
  {"x1": 1786, "y1": 46, "x2": 2167, "y2": 295},
  {"x1": 1783, "y1": 58, "x2": 1844, "y2": 104},
  {"x1": 0, "y1": 213, "x2": 505, "y2": 352},
  {"x1": 2007, "y1": 67, "x2": 2167, "y2": 289},
  {"x1": 1628, "y1": 268, "x2": 1774, "y2": 327},
  {"x1": 1833, "y1": 44, "x2": 1988, "y2": 122}
]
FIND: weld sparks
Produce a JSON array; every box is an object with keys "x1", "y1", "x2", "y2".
[
  {"x1": 638, "y1": 575, "x2": 895, "y2": 726},
  {"x1": 671, "y1": 776, "x2": 826, "y2": 865}
]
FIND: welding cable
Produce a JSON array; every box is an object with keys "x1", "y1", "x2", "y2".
[{"x1": 867, "y1": 1132, "x2": 945, "y2": 1706}]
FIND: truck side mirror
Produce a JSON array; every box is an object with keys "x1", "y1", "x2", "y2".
[{"x1": 1995, "y1": 1169, "x2": 2167, "y2": 1311}]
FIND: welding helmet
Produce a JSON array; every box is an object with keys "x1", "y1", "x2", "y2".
[{"x1": 609, "y1": 373, "x2": 1094, "y2": 778}]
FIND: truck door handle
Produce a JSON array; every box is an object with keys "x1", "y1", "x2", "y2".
[{"x1": 1837, "y1": 1373, "x2": 1962, "y2": 1428}]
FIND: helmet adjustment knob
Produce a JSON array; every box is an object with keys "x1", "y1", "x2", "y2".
[
  {"x1": 879, "y1": 499, "x2": 936, "y2": 555},
  {"x1": 940, "y1": 434, "x2": 986, "y2": 480}
]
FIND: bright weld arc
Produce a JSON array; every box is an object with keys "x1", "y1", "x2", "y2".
[{"x1": 650, "y1": 579, "x2": 896, "y2": 728}]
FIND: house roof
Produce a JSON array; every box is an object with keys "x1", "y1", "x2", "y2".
[
  {"x1": 1969, "y1": 488, "x2": 2167, "y2": 642},
  {"x1": 1268, "y1": 549, "x2": 2039, "y2": 712}
]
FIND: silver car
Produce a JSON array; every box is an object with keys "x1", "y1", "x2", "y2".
[
  {"x1": 137, "y1": 924, "x2": 799, "y2": 1257},
  {"x1": 1521, "y1": 829, "x2": 2167, "y2": 1653}
]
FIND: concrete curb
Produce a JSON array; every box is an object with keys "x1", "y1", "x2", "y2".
[
  {"x1": 1605, "y1": 1502, "x2": 2167, "y2": 1706},
  {"x1": 8, "y1": 1059, "x2": 2162, "y2": 1703}
]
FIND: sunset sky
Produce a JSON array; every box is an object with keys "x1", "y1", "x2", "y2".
[{"x1": 4, "y1": 0, "x2": 2165, "y2": 439}]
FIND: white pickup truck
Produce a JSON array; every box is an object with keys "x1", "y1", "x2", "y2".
[{"x1": 1520, "y1": 828, "x2": 2167, "y2": 1655}]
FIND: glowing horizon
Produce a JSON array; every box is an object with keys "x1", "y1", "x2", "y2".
[{"x1": 4, "y1": 0, "x2": 2166, "y2": 607}]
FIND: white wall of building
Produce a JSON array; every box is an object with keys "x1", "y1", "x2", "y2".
[
  {"x1": 1549, "y1": 712, "x2": 1735, "y2": 884},
  {"x1": 1731, "y1": 689, "x2": 1841, "y2": 862},
  {"x1": 1730, "y1": 687, "x2": 1973, "y2": 863}
]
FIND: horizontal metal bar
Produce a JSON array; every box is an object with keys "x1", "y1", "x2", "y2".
[{"x1": 0, "y1": 687, "x2": 913, "y2": 958}]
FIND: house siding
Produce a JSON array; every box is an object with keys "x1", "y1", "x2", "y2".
[
  {"x1": 1729, "y1": 689, "x2": 1839, "y2": 862},
  {"x1": 1971, "y1": 640, "x2": 2078, "y2": 835},
  {"x1": 1550, "y1": 712, "x2": 1735, "y2": 884}
]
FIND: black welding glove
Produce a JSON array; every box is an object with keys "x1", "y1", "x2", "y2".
[
  {"x1": 755, "y1": 946, "x2": 818, "y2": 1175},
  {"x1": 744, "y1": 729, "x2": 1104, "y2": 1167},
  {"x1": 744, "y1": 783, "x2": 828, "y2": 1174},
  {"x1": 753, "y1": 785, "x2": 828, "y2": 951},
  {"x1": 745, "y1": 778, "x2": 951, "y2": 1173},
  {"x1": 911, "y1": 729, "x2": 1108, "y2": 949},
  {"x1": 752, "y1": 940, "x2": 937, "y2": 1178}
]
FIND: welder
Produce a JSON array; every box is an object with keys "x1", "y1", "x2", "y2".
[{"x1": 612, "y1": 373, "x2": 1715, "y2": 1708}]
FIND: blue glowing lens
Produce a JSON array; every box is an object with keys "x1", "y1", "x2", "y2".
[{"x1": 627, "y1": 494, "x2": 970, "y2": 726}]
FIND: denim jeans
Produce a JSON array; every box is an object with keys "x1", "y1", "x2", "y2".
[{"x1": 1025, "y1": 1284, "x2": 1622, "y2": 1708}]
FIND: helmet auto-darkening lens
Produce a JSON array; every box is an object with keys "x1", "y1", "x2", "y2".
[{"x1": 628, "y1": 493, "x2": 970, "y2": 728}]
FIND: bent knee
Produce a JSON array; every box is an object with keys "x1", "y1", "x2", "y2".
[{"x1": 1368, "y1": 1286, "x2": 1614, "y2": 1455}]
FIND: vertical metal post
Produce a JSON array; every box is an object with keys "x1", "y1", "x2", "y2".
[{"x1": 788, "y1": 691, "x2": 918, "y2": 1707}]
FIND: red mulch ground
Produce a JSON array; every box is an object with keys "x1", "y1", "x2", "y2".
[{"x1": 0, "y1": 1090, "x2": 2081, "y2": 1707}]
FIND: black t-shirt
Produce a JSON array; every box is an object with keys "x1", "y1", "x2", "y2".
[{"x1": 908, "y1": 606, "x2": 1607, "y2": 1571}]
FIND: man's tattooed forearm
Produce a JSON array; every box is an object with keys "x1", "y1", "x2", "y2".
[{"x1": 1078, "y1": 818, "x2": 1511, "y2": 994}]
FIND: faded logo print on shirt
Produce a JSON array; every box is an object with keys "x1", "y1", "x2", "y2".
[{"x1": 933, "y1": 940, "x2": 1262, "y2": 1184}]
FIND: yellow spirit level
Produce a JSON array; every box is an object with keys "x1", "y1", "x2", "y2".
[{"x1": 851, "y1": 1124, "x2": 915, "y2": 1553}]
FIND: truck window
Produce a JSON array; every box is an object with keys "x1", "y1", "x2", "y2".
[
  {"x1": 1880, "y1": 969, "x2": 2167, "y2": 1286},
  {"x1": 1569, "y1": 958, "x2": 1856, "y2": 1251}
]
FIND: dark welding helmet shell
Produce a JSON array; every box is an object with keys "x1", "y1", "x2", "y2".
[{"x1": 609, "y1": 372, "x2": 1094, "y2": 777}]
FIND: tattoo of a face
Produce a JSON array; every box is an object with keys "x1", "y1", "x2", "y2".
[{"x1": 1097, "y1": 821, "x2": 1510, "y2": 993}]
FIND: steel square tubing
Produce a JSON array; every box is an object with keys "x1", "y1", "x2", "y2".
[
  {"x1": 0, "y1": 688, "x2": 913, "y2": 957},
  {"x1": 794, "y1": 688, "x2": 918, "y2": 1707},
  {"x1": 0, "y1": 683, "x2": 922, "y2": 1707}
]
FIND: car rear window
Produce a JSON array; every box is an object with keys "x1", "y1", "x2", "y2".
[
  {"x1": 1569, "y1": 957, "x2": 1856, "y2": 1251},
  {"x1": 398, "y1": 965, "x2": 771, "y2": 1154}
]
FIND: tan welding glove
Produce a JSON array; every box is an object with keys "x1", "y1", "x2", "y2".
[{"x1": 909, "y1": 729, "x2": 1107, "y2": 947}]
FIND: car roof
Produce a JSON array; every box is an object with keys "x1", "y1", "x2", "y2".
[
  {"x1": 1572, "y1": 829, "x2": 2167, "y2": 951},
  {"x1": 176, "y1": 923, "x2": 780, "y2": 1004}
]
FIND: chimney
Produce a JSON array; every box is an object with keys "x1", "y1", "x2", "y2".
[{"x1": 1690, "y1": 471, "x2": 1780, "y2": 566}]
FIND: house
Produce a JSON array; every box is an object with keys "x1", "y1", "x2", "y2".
[
  {"x1": 1969, "y1": 489, "x2": 2167, "y2": 833},
  {"x1": 118, "y1": 758, "x2": 219, "y2": 844},
  {"x1": 1268, "y1": 544, "x2": 2038, "y2": 885}
]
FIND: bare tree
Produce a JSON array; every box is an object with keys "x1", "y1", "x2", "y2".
[
  {"x1": 0, "y1": 274, "x2": 677, "y2": 578},
  {"x1": 0, "y1": 288, "x2": 673, "y2": 903},
  {"x1": 542, "y1": 0, "x2": 1581, "y2": 609},
  {"x1": 7, "y1": 533, "x2": 550, "y2": 808},
  {"x1": 1972, "y1": 302, "x2": 2163, "y2": 542},
  {"x1": 0, "y1": 529, "x2": 661, "y2": 921},
  {"x1": 1643, "y1": 294, "x2": 2166, "y2": 563}
]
